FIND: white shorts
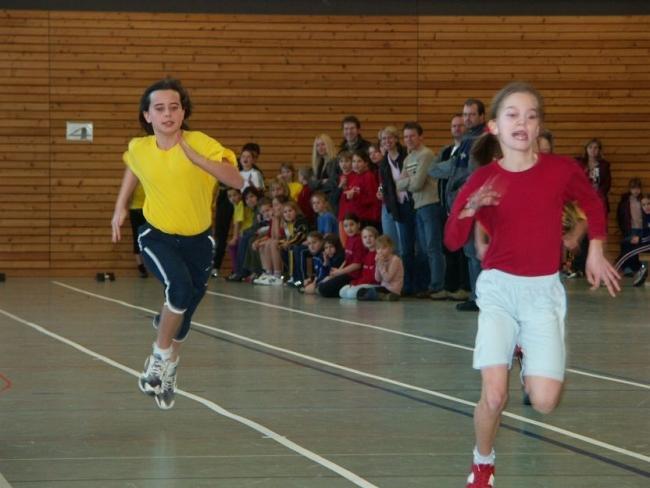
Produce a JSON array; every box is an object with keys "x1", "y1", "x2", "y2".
[{"x1": 474, "y1": 269, "x2": 567, "y2": 381}]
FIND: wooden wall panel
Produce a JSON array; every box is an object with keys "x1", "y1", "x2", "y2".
[
  {"x1": 0, "y1": 10, "x2": 50, "y2": 275},
  {"x1": 0, "y1": 10, "x2": 648, "y2": 276},
  {"x1": 43, "y1": 11, "x2": 418, "y2": 276},
  {"x1": 416, "y1": 16, "x2": 650, "y2": 253}
]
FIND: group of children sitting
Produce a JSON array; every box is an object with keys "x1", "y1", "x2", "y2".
[
  {"x1": 220, "y1": 145, "x2": 650, "y2": 298},
  {"x1": 222, "y1": 155, "x2": 403, "y2": 300}
]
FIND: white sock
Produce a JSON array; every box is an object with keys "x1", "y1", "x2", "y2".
[
  {"x1": 153, "y1": 343, "x2": 172, "y2": 361},
  {"x1": 473, "y1": 446, "x2": 495, "y2": 465},
  {"x1": 168, "y1": 356, "x2": 180, "y2": 371}
]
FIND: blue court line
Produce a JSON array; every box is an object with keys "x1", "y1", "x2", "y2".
[
  {"x1": 51, "y1": 281, "x2": 650, "y2": 472},
  {"x1": 194, "y1": 328, "x2": 650, "y2": 479},
  {"x1": 206, "y1": 290, "x2": 650, "y2": 390}
]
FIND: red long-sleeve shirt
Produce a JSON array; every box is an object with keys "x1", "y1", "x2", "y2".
[
  {"x1": 352, "y1": 250, "x2": 379, "y2": 286},
  {"x1": 337, "y1": 172, "x2": 354, "y2": 221},
  {"x1": 346, "y1": 170, "x2": 381, "y2": 223},
  {"x1": 343, "y1": 233, "x2": 366, "y2": 280},
  {"x1": 444, "y1": 153, "x2": 606, "y2": 277}
]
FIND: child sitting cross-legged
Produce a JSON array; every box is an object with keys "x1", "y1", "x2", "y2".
[
  {"x1": 317, "y1": 213, "x2": 366, "y2": 297},
  {"x1": 302, "y1": 233, "x2": 345, "y2": 294},
  {"x1": 357, "y1": 234, "x2": 404, "y2": 301},
  {"x1": 338, "y1": 226, "x2": 381, "y2": 299}
]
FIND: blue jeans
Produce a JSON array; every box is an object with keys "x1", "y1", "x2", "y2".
[
  {"x1": 463, "y1": 237, "x2": 482, "y2": 301},
  {"x1": 290, "y1": 245, "x2": 311, "y2": 283},
  {"x1": 381, "y1": 205, "x2": 400, "y2": 253},
  {"x1": 415, "y1": 203, "x2": 445, "y2": 292},
  {"x1": 383, "y1": 201, "x2": 417, "y2": 294},
  {"x1": 235, "y1": 229, "x2": 255, "y2": 275}
]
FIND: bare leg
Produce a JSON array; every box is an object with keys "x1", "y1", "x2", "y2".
[
  {"x1": 270, "y1": 242, "x2": 283, "y2": 274},
  {"x1": 524, "y1": 376, "x2": 563, "y2": 414},
  {"x1": 259, "y1": 241, "x2": 272, "y2": 273},
  {"x1": 474, "y1": 365, "x2": 509, "y2": 456}
]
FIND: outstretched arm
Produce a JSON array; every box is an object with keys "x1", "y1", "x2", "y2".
[
  {"x1": 179, "y1": 135, "x2": 244, "y2": 190},
  {"x1": 585, "y1": 239, "x2": 621, "y2": 297},
  {"x1": 111, "y1": 168, "x2": 139, "y2": 243}
]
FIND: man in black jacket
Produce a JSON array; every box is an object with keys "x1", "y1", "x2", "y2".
[{"x1": 338, "y1": 115, "x2": 371, "y2": 155}]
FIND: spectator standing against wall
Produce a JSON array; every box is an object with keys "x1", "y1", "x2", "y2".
[{"x1": 396, "y1": 122, "x2": 446, "y2": 299}]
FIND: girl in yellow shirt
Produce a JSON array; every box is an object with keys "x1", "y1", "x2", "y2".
[{"x1": 111, "y1": 78, "x2": 243, "y2": 410}]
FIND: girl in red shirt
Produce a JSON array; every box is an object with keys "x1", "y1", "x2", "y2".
[
  {"x1": 345, "y1": 151, "x2": 381, "y2": 229},
  {"x1": 338, "y1": 226, "x2": 379, "y2": 299},
  {"x1": 318, "y1": 213, "x2": 366, "y2": 297},
  {"x1": 444, "y1": 82, "x2": 620, "y2": 488}
]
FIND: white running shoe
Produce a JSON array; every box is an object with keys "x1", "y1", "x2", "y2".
[
  {"x1": 266, "y1": 275, "x2": 283, "y2": 286},
  {"x1": 138, "y1": 354, "x2": 167, "y2": 396},
  {"x1": 155, "y1": 358, "x2": 178, "y2": 410},
  {"x1": 253, "y1": 273, "x2": 272, "y2": 285}
]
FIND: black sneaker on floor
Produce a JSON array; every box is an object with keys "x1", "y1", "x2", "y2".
[
  {"x1": 137, "y1": 264, "x2": 148, "y2": 278},
  {"x1": 226, "y1": 273, "x2": 243, "y2": 282},
  {"x1": 155, "y1": 360, "x2": 178, "y2": 410},
  {"x1": 633, "y1": 264, "x2": 648, "y2": 287},
  {"x1": 456, "y1": 300, "x2": 479, "y2": 312},
  {"x1": 138, "y1": 354, "x2": 166, "y2": 396},
  {"x1": 380, "y1": 292, "x2": 400, "y2": 302}
]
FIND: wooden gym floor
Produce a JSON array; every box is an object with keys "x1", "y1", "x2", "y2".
[{"x1": 0, "y1": 277, "x2": 648, "y2": 487}]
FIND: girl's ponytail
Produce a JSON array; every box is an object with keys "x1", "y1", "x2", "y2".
[{"x1": 471, "y1": 132, "x2": 501, "y2": 167}]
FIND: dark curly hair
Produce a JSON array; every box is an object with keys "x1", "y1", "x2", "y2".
[{"x1": 138, "y1": 77, "x2": 192, "y2": 135}]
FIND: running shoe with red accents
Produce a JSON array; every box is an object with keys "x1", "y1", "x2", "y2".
[{"x1": 466, "y1": 463, "x2": 495, "y2": 487}]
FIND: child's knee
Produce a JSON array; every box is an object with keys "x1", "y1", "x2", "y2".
[
  {"x1": 525, "y1": 380, "x2": 563, "y2": 414},
  {"x1": 483, "y1": 388, "x2": 508, "y2": 413},
  {"x1": 529, "y1": 392, "x2": 560, "y2": 414}
]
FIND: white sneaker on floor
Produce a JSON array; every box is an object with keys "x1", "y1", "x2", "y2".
[
  {"x1": 253, "y1": 273, "x2": 272, "y2": 285},
  {"x1": 266, "y1": 275, "x2": 283, "y2": 286}
]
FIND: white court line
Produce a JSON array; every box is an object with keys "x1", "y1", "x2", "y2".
[
  {"x1": 206, "y1": 290, "x2": 650, "y2": 391},
  {"x1": 52, "y1": 281, "x2": 650, "y2": 466},
  {"x1": 0, "y1": 470, "x2": 12, "y2": 488},
  {"x1": 0, "y1": 307, "x2": 377, "y2": 488}
]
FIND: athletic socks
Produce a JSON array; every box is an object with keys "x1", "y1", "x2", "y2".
[
  {"x1": 153, "y1": 343, "x2": 173, "y2": 361},
  {"x1": 473, "y1": 446, "x2": 496, "y2": 465}
]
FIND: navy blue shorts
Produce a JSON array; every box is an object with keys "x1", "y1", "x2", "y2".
[{"x1": 138, "y1": 223, "x2": 215, "y2": 341}]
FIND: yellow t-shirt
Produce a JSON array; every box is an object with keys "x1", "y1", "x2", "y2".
[
  {"x1": 232, "y1": 201, "x2": 255, "y2": 232},
  {"x1": 287, "y1": 181, "x2": 303, "y2": 201},
  {"x1": 123, "y1": 131, "x2": 225, "y2": 235},
  {"x1": 129, "y1": 182, "x2": 146, "y2": 210}
]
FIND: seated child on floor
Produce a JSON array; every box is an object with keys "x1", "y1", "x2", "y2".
[
  {"x1": 338, "y1": 226, "x2": 380, "y2": 299},
  {"x1": 303, "y1": 233, "x2": 345, "y2": 294},
  {"x1": 357, "y1": 234, "x2": 404, "y2": 301}
]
